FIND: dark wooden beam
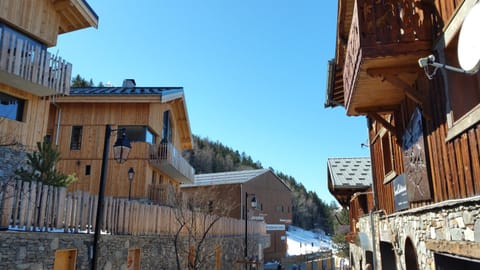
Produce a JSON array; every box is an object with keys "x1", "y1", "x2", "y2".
[
  {"x1": 367, "y1": 112, "x2": 398, "y2": 137},
  {"x1": 426, "y1": 240, "x2": 480, "y2": 259},
  {"x1": 356, "y1": 105, "x2": 399, "y2": 114},
  {"x1": 382, "y1": 74, "x2": 424, "y2": 106}
]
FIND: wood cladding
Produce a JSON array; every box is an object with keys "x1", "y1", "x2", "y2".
[
  {"x1": 0, "y1": 0, "x2": 98, "y2": 47},
  {"x1": 0, "y1": 0, "x2": 60, "y2": 46},
  {"x1": 53, "y1": 100, "x2": 191, "y2": 198},
  {"x1": 0, "y1": 83, "x2": 50, "y2": 148}
]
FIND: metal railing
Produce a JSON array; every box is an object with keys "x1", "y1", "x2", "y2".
[{"x1": 149, "y1": 142, "x2": 195, "y2": 183}]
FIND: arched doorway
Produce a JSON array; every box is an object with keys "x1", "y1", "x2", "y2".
[{"x1": 405, "y1": 238, "x2": 419, "y2": 270}]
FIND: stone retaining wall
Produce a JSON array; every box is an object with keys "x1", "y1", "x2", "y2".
[
  {"x1": 351, "y1": 198, "x2": 480, "y2": 270},
  {"x1": 0, "y1": 146, "x2": 27, "y2": 182},
  {"x1": 0, "y1": 231, "x2": 270, "y2": 269}
]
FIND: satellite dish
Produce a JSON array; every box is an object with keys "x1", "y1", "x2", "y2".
[{"x1": 458, "y1": 3, "x2": 480, "y2": 73}]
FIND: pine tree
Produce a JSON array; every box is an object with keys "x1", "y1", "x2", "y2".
[{"x1": 15, "y1": 139, "x2": 77, "y2": 187}]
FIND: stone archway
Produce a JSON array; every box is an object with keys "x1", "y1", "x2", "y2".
[{"x1": 405, "y1": 237, "x2": 419, "y2": 270}]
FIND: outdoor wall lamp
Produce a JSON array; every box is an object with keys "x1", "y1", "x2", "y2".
[
  {"x1": 92, "y1": 125, "x2": 132, "y2": 270},
  {"x1": 244, "y1": 192, "x2": 257, "y2": 263},
  {"x1": 128, "y1": 167, "x2": 135, "y2": 201}
]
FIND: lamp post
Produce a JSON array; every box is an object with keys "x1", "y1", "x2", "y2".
[
  {"x1": 128, "y1": 167, "x2": 135, "y2": 200},
  {"x1": 244, "y1": 192, "x2": 257, "y2": 263},
  {"x1": 92, "y1": 125, "x2": 131, "y2": 270}
]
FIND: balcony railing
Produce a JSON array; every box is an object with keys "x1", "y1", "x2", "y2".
[
  {"x1": 149, "y1": 142, "x2": 195, "y2": 183},
  {"x1": 0, "y1": 28, "x2": 72, "y2": 96},
  {"x1": 343, "y1": 0, "x2": 434, "y2": 115},
  {"x1": 149, "y1": 184, "x2": 176, "y2": 206}
]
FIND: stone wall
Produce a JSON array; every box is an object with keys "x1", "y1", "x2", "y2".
[
  {"x1": 350, "y1": 197, "x2": 480, "y2": 270},
  {"x1": 0, "y1": 145, "x2": 27, "y2": 182},
  {"x1": 0, "y1": 231, "x2": 270, "y2": 269}
]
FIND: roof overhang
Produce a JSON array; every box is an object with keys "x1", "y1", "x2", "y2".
[{"x1": 55, "y1": 0, "x2": 99, "y2": 34}]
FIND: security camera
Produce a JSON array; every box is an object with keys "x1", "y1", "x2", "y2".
[{"x1": 418, "y1": 55, "x2": 435, "y2": 68}]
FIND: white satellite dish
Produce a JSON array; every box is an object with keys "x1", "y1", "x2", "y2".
[{"x1": 458, "y1": 3, "x2": 480, "y2": 73}]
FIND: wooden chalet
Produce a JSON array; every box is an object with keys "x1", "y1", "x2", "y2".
[
  {"x1": 181, "y1": 169, "x2": 293, "y2": 262},
  {"x1": 326, "y1": 0, "x2": 480, "y2": 269},
  {"x1": 327, "y1": 157, "x2": 373, "y2": 244},
  {"x1": 52, "y1": 80, "x2": 195, "y2": 202},
  {"x1": 0, "y1": 0, "x2": 98, "y2": 149}
]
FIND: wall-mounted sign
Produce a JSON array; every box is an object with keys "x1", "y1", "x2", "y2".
[
  {"x1": 393, "y1": 174, "x2": 409, "y2": 211},
  {"x1": 279, "y1": 218, "x2": 292, "y2": 224},
  {"x1": 402, "y1": 107, "x2": 431, "y2": 202},
  {"x1": 266, "y1": 224, "x2": 286, "y2": 231}
]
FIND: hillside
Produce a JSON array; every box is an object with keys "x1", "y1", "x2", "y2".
[{"x1": 182, "y1": 135, "x2": 335, "y2": 234}]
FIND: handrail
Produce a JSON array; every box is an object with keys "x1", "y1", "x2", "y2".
[{"x1": 0, "y1": 28, "x2": 72, "y2": 95}]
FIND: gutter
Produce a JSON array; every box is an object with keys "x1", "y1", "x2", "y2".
[{"x1": 51, "y1": 96, "x2": 62, "y2": 145}]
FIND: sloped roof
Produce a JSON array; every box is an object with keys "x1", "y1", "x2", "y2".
[
  {"x1": 327, "y1": 157, "x2": 372, "y2": 189},
  {"x1": 182, "y1": 169, "x2": 270, "y2": 187},
  {"x1": 69, "y1": 87, "x2": 183, "y2": 96}
]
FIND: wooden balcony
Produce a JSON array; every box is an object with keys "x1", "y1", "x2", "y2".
[
  {"x1": 0, "y1": 29, "x2": 72, "y2": 96},
  {"x1": 149, "y1": 142, "x2": 195, "y2": 184},
  {"x1": 343, "y1": 0, "x2": 434, "y2": 116}
]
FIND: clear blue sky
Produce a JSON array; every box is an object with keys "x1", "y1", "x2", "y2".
[{"x1": 54, "y1": 1, "x2": 369, "y2": 204}]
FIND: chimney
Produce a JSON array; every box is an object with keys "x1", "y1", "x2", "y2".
[{"x1": 122, "y1": 79, "x2": 136, "y2": 87}]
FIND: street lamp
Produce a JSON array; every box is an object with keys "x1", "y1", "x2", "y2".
[
  {"x1": 128, "y1": 167, "x2": 135, "y2": 200},
  {"x1": 92, "y1": 125, "x2": 132, "y2": 270},
  {"x1": 244, "y1": 192, "x2": 257, "y2": 263}
]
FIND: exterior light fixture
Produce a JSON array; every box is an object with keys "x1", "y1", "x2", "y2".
[{"x1": 128, "y1": 167, "x2": 135, "y2": 200}]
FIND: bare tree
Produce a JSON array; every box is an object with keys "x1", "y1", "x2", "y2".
[{"x1": 170, "y1": 186, "x2": 238, "y2": 270}]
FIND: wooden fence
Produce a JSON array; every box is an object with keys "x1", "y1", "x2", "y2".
[{"x1": 0, "y1": 180, "x2": 266, "y2": 236}]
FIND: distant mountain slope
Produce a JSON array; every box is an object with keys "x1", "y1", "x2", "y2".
[{"x1": 182, "y1": 135, "x2": 335, "y2": 234}]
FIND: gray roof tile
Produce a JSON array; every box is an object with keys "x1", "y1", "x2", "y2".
[{"x1": 327, "y1": 157, "x2": 372, "y2": 188}]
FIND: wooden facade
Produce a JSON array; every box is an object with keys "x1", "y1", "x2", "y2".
[
  {"x1": 327, "y1": 0, "x2": 480, "y2": 268},
  {"x1": 53, "y1": 87, "x2": 195, "y2": 201},
  {"x1": 328, "y1": 0, "x2": 480, "y2": 217},
  {"x1": 0, "y1": 0, "x2": 98, "y2": 46},
  {"x1": 0, "y1": 0, "x2": 97, "y2": 149}
]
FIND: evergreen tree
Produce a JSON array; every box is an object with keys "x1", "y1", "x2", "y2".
[
  {"x1": 183, "y1": 135, "x2": 336, "y2": 233},
  {"x1": 71, "y1": 74, "x2": 94, "y2": 87},
  {"x1": 15, "y1": 139, "x2": 77, "y2": 187}
]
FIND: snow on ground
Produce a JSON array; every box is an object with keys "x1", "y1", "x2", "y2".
[{"x1": 286, "y1": 225, "x2": 332, "y2": 256}]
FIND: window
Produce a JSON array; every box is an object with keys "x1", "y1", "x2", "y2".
[
  {"x1": 276, "y1": 205, "x2": 283, "y2": 212},
  {"x1": 85, "y1": 165, "x2": 91, "y2": 176},
  {"x1": 119, "y1": 126, "x2": 155, "y2": 143},
  {"x1": 162, "y1": 110, "x2": 173, "y2": 143},
  {"x1": 0, "y1": 92, "x2": 25, "y2": 121},
  {"x1": 70, "y1": 126, "x2": 83, "y2": 150},
  {"x1": 381, "y1": 131, "x2": 397, "y2": 183},
  {"x1": 444, "y1": 44, "x2": 480, "y2": 140}
]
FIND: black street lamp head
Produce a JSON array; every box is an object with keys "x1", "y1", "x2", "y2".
[
  {"x1": 113, "y1": 130, "x2": 131, "y2": 164},
  {"x1": 128, "y1": 167, "x2": 135, "y2": 181}
]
